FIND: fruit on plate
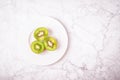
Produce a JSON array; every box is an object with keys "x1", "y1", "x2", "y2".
[
  {"x1": 30, "y1": 27, "x2": 58, "y2": 54},
  {"x1": 34, "y1": 27, "x2": 48, "y2": 41},
  {"x1": 44, "y1": 37, "x2": 57, "y2": 51},
  {"x1": 31, "y1": 41, "x2": 44, "y2": 54}
]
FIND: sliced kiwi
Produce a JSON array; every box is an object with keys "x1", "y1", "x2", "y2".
[
  {"x1": 44, "y1": 37, "x2": 57, "y2": 51},
  {"x1": 34, "y1": 27, "x2": 48, "y2": 41},
  {"x1": 31, "y1": 41, "x2": 44, "y2": 54}
]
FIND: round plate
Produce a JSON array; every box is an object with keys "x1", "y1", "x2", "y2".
[{"x1": 16, "y1": 16, "x2": 68, "y2": 66}]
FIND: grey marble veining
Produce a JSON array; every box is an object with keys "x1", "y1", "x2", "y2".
[{"x1": 0, "y1": 0, "x2": 120, "y2": 80}]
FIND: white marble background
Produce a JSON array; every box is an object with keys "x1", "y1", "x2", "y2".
[{"x1": 0, "y1": 0, "x2": 120, "y2": 80}]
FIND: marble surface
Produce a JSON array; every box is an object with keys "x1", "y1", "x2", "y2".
[{"x1": 0, "y1": 0, "x2": 120, "y2": 80}]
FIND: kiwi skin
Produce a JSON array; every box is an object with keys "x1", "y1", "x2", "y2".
[
  {"x1": 34, "y1": 27, "x2": 48, "y2": 41},
  {"x1": 44, "y1": 37, "x2": 57, "y2": 51},
  {"x1": 31, "y1": 41, "x2": 45, "y2": 54}
]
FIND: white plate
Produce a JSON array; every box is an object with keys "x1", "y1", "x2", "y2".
[{"x1": 16, "y1": 16, "x2": 68, "y2": 66}]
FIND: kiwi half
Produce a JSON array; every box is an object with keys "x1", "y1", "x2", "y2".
[
  {"x1": 31, "y1": 41, "x2": 44, "y2": 54},
  {"x1": 34, "y1": 27, "x2": 48, "y2": 41},
  {"x1": 44, "y1": 37, "x2": 57, "y2": 51}
]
